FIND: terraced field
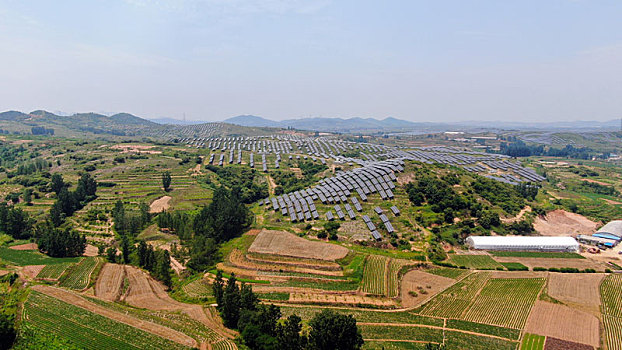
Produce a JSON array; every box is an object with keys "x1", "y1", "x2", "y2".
[
  {"x1": 463, "y1": 278, "x2": 545, "y2": 328},
  {"x1": 361, "y1": 255, "x2": 388, "y2": 295},
  {"x1": 420, "y1": 272, "x2": 490, "y2": 318},
  {"x1": 59, "y1": 257, "x2": 101, "y2": 290},
  {"x1": 23, "y1": 291, "x2": 192, "y2": 350},
  {"x1": 426, "y1": 267, "x2": 470, "y2": 279},
  {"x1": 36, "y1": 262, "x2": 75, "y2": 280},
  {"x1": 601, "y1": 274, "x2": 622, "y2": 350}
]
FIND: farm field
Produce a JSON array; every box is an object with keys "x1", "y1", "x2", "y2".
[
  {"x1": 36, "y1": 262, "x2": 74, "y2": 280},
  {"x1": 521, "y1": 333, "x2": 545, "y2": 350},
  {"x1": 400, "y1": 269, "x2": 455, "y2": 308},
  {"x1": 546, "y1": 273, "x2": 604, "y2": 311},
  {"x1": 248, "y1": 229, "x2": 349, "y2": 260},
  {"x1": 463, "y1": 278, "x2": 544, "y2": 328},
  {"x1": 492, "y1": 257, "x2": 606, "y2": 271},
  {"x1": 524, "y1": 301, "x2": 599, "y2": 348},
  {"x1": 420, "y1": 272, "x2": 490, "y2": 318},
  {"x1": 0, "y1": 246, "x2": 82, "y2": 266},
  {"x1": 59, "y1": 256, "x2": 101, "y2": 290},
  {"x1": 360, "y1": 255, "x2": 388, "y2": 295},
  {"x1": 426, "y1": 267, "x2": 470, "y2": 279},
  {"x1": 490, "y1": 251, "x2": 585, "y2": 259},
  {"x1": 601, "y1": 274, "x2": 622, "y2": 350},
  {"x1": 23, "y1": 289, "x2": 194, "y2": 349}
]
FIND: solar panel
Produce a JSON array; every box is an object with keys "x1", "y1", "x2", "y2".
[
  {"x1": 374, "y1": 207, "x2": 383, "y2": 215},
  {"x1": 326, "y1": 211, "x2": 334, "y2": 221},
  {"x1": 390, "y1": 206, "x2": 400, "y2": 216},
  {"x1": 371, "y1": 231, "x2": 382, "y2": 240}
]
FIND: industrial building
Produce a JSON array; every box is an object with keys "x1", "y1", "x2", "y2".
[
  {"x1": 593, "y1": 220, "x2": 622, "y2": 241},
  {"x1": 576, "y1": 234, "x2": 618, "y2": 248},
  {"x1": 466, "y1": 236, "x2": 580, "y2": 252}
]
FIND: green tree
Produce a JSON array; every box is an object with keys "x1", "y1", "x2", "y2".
[
  {"x1": 106, "y1": 247, "x2": 117, "y2": 263},
  {"x1": 221, "y1": 273, "x2": 241, "y2": 328},
  {"x1": 193, "y1": 186, "x2": 250, "y2": 243},
  {"x1": 276, "y1": 314, "x2": 306, "y2": 350},
  {"x1": 35, "y1": 221, "x2": 86, "y2": 258},
  {"x1": 308, "y1": 310, "x2": 364, "y2": 350},
  {"x1": 162, "y1": 171, "x2": 172, "y2": 192},
  {"x1": 0, "y1": 314, "x2": 16, "y2": 350},
  {"x1": 156, "y1": 249, "x2": 172, "y2": 288},
  {"x1": 50, "y1": 173, "x2": 65, "y2": 194},
  {"x1": 213, "y1": 270, "x2": 224, "y2": 306}
]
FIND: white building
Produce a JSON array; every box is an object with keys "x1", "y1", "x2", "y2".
[{"x1": 465, "y1": 236, "x2": 579, "y2": 252}]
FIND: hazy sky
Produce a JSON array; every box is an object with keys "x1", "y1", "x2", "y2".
[{"x1": 1, "y1": 0, "x2": 621, "y2": 122}]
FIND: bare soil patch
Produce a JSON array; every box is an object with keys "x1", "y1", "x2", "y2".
[
  {"x1": 544, "y1": 337, "x2": 594, "y2": 350},
  {"x1": 547, "y1": 273, "x2": 604, "y2": 311},
  {"x1": 493, "y1": 257, "x2": 607, "y2": 271},
  {"x1": 110, "y1": 144, "x2": 162, "y2": 154},
  {"x1": 534, "y1": 210, "x2": 599, "y2": 236},
  {"x1": 228, "y1": 249, "x2": 343, "y2": 276},
  {"x1": 289, "y1": 292, "x2": 395, "y2": 307},
  {"x1": 400, "y1": 270, "x2": 455, "y2": 308},
  {"x1": 525, "y1": 301, "x2": 599, "y2": 347},
  {"x1": 32, "y1": 285, "x2": 197, "y2": 348},
  {"x1": 84, "y1": 244, "x2": 99, "y2": 257},
  {"x1": 501, "y1": 206, "x2": 531, "y2": 223},
  {"x1": 95, "y1": 263, "x2": 126, "y2": 302},
  {"x1": 9, "y1": 243, "x2": 38, "y2": 250},
  {"x1": 22, "y1": 265, "x2": 45, "y2": 278},
  {"x1": 248, "y1": 229, "x2": 348, "y2": 261},
  {"x1": 490, "y1": 271, "x2": 548, "y2": 279},
  {"x1": 0, "y1": 270, "x2": 10, "y2": 277},
  {"x1": 582, "y1": 178, "x2": 610, "y2": 186},
  {"x1": 150, "y1": 196, "x2": 171, "y2": 213},
  {"x1": 602, "y1": 198, "x2": 622, "y2": 205}
]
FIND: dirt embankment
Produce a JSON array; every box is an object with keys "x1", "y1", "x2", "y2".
[
  {"x1": 32, "y1": 285, "x2": 197, "y2": 348},
  {"x1": 534, "y1": 210, "x2": 599, "y2": 236},
  {"x1": 9, "y1": 243, "x2": 38, "y2": 250},
  {"x1": 248, "y1": 229, "x2": 348, "y2": 261}
]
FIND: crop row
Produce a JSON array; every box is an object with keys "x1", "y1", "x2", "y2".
[
  {"x1": 211, "y1": 339, "x2": 237, "y2": 350},
  {"x1": 59, "y1": 257, "x2": 100, "y2": 289},
  {"x1": 601, "y1": 274, "x2": 622, "y2": 317},
  {"x1": 387, "y1": 259, "x2": 413, "y2": 298},
  {"x1": 23, "y1": 291, "x2": 190, "y2": 350},
  {"x1": 463, "y1": 278, "x2": 545, "y2": 329},
  {"x1": 602, "y1": 315, "x2": 622, "y2": 350},
  {"x1": 360, "y1": 255, "x2": 388, "y2": 295},
  {"x1": 420, "y1": 272, "x2": 490, "y2": 318},
  {"x1": 359, "y1": 324, "x2": 443, "y2": 343},
  {"x1": 426, "y1": 267, "x2": 469, "y2": 280},
  {"x1": 444, "y1": 330, "x2": 518, "y2": 350},
  {"x1": 449, "y1": 254, "x2": 503, "y2": 270},
  {"x1": 36, "y1": 262, "x2": 74, "y2": 280},
  {"x1": 520, "y1": 333, "x2": 545, "y2": 350}
]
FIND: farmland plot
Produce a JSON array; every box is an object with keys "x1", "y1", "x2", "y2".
[
  {"x1": 449, "y1": 254, "x2": 503, "y2": 269},
  {"x1": 387, "y1": 258, "x2": 414, "y2": 297},
  {"x1": 464, "y1": 278, "x2": 544, "y2": 328},
  {"x1": 525, "y1": 301, "x2": 599, "y2": 348},
  {"x1": 521, "y1": 333, "x2": 545, "y2": 350},
  {"x1": 601, "y1": 274, "x2": 622, "y2": 350},
  {"x1": 359, "y1": 324, "x2": 443, "y2": 343},
  {"x1": 23, "y1": 290, "x2": 193, "y2": 350},
  {"x1": 361, "y1": 255, "x2": 388, "y2": 295},
  {"x1": 420, "y1": 272, "x2": 490, "y2": 318},
  {"x1": 59, "y1": 257, "x2": 101, "y2": 290},
  {"x1": 444, "y1": 330, "x2": 518, "y2": 350},
  {"x1": 36, "y1": 262, "x2": 74, "y2": 280}
]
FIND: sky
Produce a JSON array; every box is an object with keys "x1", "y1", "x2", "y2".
[{"x1": 0, "y1": 0, "x2": 621, "y2": 122}]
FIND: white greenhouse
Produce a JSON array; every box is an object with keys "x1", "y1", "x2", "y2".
[{"x1": 465, "y1": 236, "x2": 580, "y2": 252}]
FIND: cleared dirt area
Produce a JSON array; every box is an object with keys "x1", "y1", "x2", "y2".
[
  {"x1": 547, "y1": 273, "x2": 604, "y2": 311},
  {"x1": 9, "y1": 243, "x2": 38, "y2": 250},
  {"x1": 534, "y1": 210, "x2": 599, "y2": 236},
  {"x1": 150, "y1": 196, "x2": 171, "y2": 213},
  {"x1": 400, "y1": 270, "x2": 455, "y2": 308},
  {"x1": 501, "y1": 206, "x2": 531, "y2": 223},
  {"x1": 493, "y1": 257, "x2": 607, "y2": 271},
  {"x1": 22, "y1": 265, "x2": 45, "y2": 278},
  {"x1": 32, "y1": 285, "x2": 197, "y2": 348},
  {"x1": 95, "y1": 263, "x2": 126, "y2": 302},
  {"x1": 545, "y1": 337, "x2": 594, "y2": 350},
  {"x1": 248, "y1": 229, "x2": 349, "y2": 261},
  {"x1": 84, "y1": 244, "x2": 99, "y2": 257},
  {"x1": 490, "y1": 271, "x2": 548, "y2": 279},
  {"x1": 227, "y1": 249, "x2": 344, "y2": 276},
  {"x1": 525, "y1": 301, "x2": 599, "y2": 347},
  {"x1": 289, "y1": 293, "x2": 395, "y2": 307}
]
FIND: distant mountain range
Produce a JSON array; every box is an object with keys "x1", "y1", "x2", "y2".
[{"x1": 222, "y1": 115, "x2": 442, "y2": 133}]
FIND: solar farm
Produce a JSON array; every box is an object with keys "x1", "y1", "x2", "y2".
[{"x1": 2, "y1": 120, "x2": 622, "y2": 350}]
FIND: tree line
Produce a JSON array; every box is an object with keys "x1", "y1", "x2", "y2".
[{"x1": 212, "y1": 271, "x2": 364, "y2": 350}]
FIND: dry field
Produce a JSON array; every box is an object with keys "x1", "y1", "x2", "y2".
[
  {"x1": 533, "y1": 209, "x2": 599, "y2": 236},
  {"x1": 544, "y1": 337, "x2": 594, "y2": 350},
  {"x1": 493, "y1": 257, "x2": 607, "y2": 271},
  {"x1": 227, "y1": 249, "x2": 344, "y2": 276},
  {"x1": 84, "y1": 244, "x2": 99, "y2": 257},
  {"x1": 289, "y1": 292, "x2": 395, "y2": 307},
  {"x1": 22, "y1": 265, "x2": 45, "y2": 278},
  {"x1": 32, "y1": 284, "x2": 198, "y2": 348},
  {"x1": 95, "y1": 263, "x2": 126, "y2": 302},
  {"x1": 400, "y1": 270, "x2": 455, "y2": 308},
  {"x1": 490, "y1": 271, "x2": 547, "y2": 279},
  {"x1": 9, "y1": 242, "x2": 38, "y2": 250},
  {"x1": 525, "y1": 301, "x2": 600, "y2": 348},
  {"x1": 150, "y1": 195, "x2": 171, "y2": 213},
  {"x1": 547, "y1": 273, "x2": 604, "y2": 312},
  {"x1": 248, "y1": 229, "x2": 348, "y2": 261}
]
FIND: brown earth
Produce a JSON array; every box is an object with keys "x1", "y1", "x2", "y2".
[
  {"x1": 32, "y1": 285, "x2": 197, "y2": 348},
  {"x1": 547, "y1": 273, "x2": 604, "y2": 312},
  {"x1": 0, "y1": 270, "x2": 9, "y2": 277},
  {"x1": 248, "y1": 229, "x2": 348, "y2": 261},
  {"x1": 95, "y1": 263, "x2": 126, "y2": 302},
  {"x1": 9, "y1": 243, "x2": 38, "y2": 250},
  {"x1": 544, "y1": 337, "x2": 594, "y2": 350},
  {"x1": 493, "y1": 257, "x2": 607, "y2": 271},
  {"x1": 490, "y1": 271, "x2": 548, "y2": 279},
  {"x1": 400, "y1": 270, "x2": 455, "y2": 308},
  {"x1": 525, "y1": 301, "x2": 599, "y2": 347},
  {"x1": 22, "y1": 265, "x2": 45, "y2": 278},
  {"x1": 84, "y1": 244, "x2": 99, "y2": 257},
  {"x1": 149, "y1": 196, "x2": 171, "y2": 213},
  {"x1": 227, "y1": 249, "x2": 344, "y2": 276},
  {"x1": 582, "y1": 178, "x2": 611, "y2": 186},
  {"x1": 602, "y1": 198, "x2": 622, "y2": 205},
  {"x1": 533, "y1": 210, "x2": 599, "y2": 236},
  {"x1": 289, "y1": 293, "x2": 395, "y2": 307}
]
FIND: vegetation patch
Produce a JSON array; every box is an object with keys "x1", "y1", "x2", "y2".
[
  {"x1": 0, "y1": 246, "x2": 82, "y2": 266},
  {"x1": 490, "y1": 251, "x2": 585, "y2": 259}
]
